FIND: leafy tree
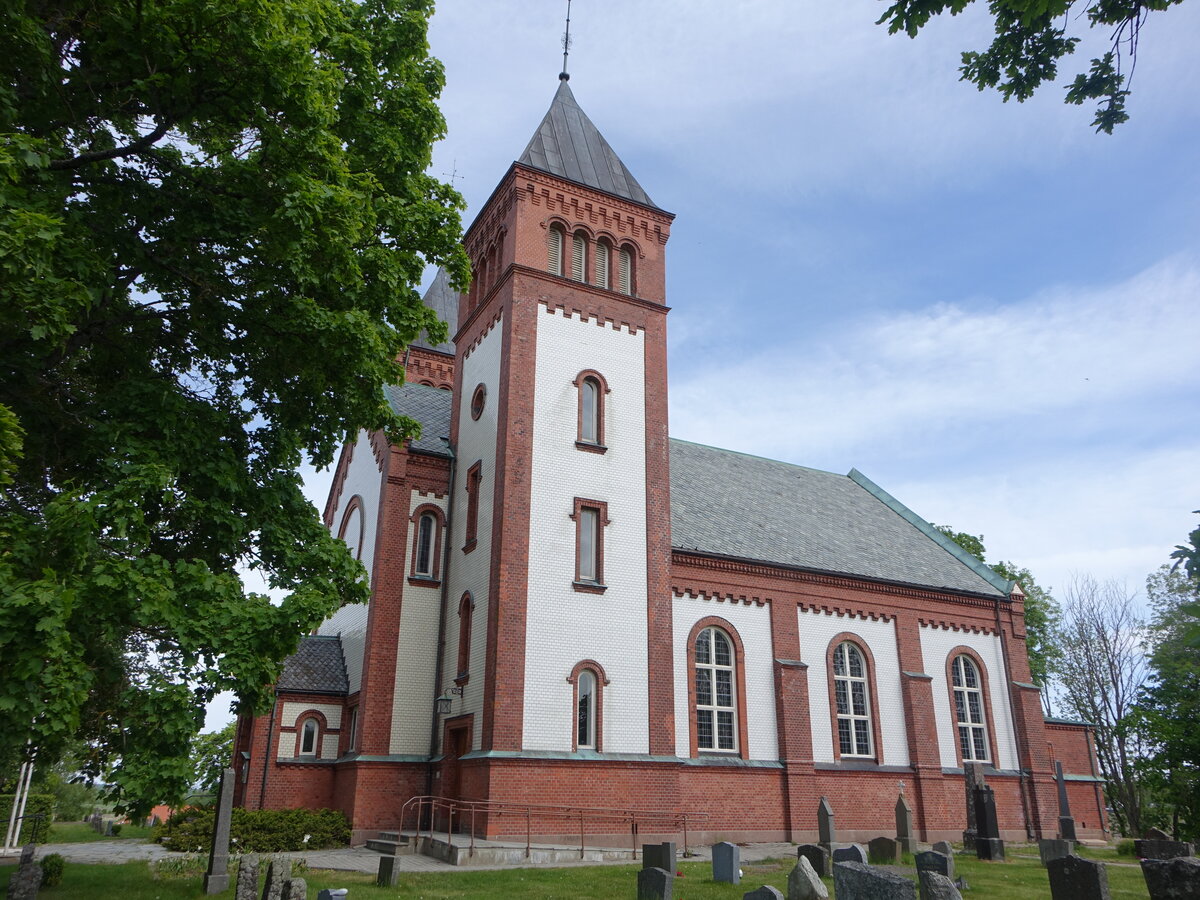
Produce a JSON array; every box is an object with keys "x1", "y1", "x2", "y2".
[
  {"x1": 0, "y1": 0, "x2": 469, "y2": 815},
  {"x1": 876, "y1": 0, "x2": 1185, "y2": 132},
  {"x1": 189, "y1": 723, "x2": 236, "y2": 796}
]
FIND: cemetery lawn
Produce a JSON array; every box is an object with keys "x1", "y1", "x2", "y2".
[
  {"x1": 46, "y1": 822, "x2": 155, "y2": 843},
  {"x1": 0, "y1": 849, "x2": 1151, "y2": 899}
]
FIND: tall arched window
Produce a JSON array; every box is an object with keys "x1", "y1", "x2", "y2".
[
  {"x1": 594, "y1": 240, "x2": 611, "y2": 289},
  {"x1": 833, "y1": 641, "x2": 874, "y2": 758},
  {"x1": 577, "y1": 670, "x2": 597, "y2": 750},
  {"x1": 581, "y1": 377, "x2": 599, "y2": 443},
  {"x1": 338, "y1": 497, "x2": 364, "y2": 561},
  {"x1": 953, "y1": 655, "x2": 990, "y2": 762},
  {"x1": 548, "y1": 225, "x2": 565, "y2": 276},
  {"x1": 414, "y1": 512, "x2": 435, "y2": 577},
  {"x1": 695, "y1": 626, "x2": 737, "y2": 752},
  {"x1": 571, "y1": 232, "x2": 587, "y2": 282},
  {"x1": 456, "y1": 593, "x2": 474, "y2": 684},
  {"x1": 299, "y1": 718, "x2": 318, "y2": 756},
  {"x1": 617, "y1": 246, "x2": 633, "y2": 295}
]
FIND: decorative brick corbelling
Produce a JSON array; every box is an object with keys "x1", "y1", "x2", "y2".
[
  {"x1": 458, "y1": 306, "x2": 505, "y2": 360},
  {"x1": 514, "y1": 164, "x2": 675, "y2": 235},
  {"x1": 918, "y1": 618, "x2": 997, "y2": 636},
  {"x1": 799, "y1": 602, "x2": 894, "y2": 623},
  {"x1": 540, "y1": 299, "x2": 642, "y2": 335},
  {"x1": 672, "y1": 588, "x2": 769, "y2": 607}
]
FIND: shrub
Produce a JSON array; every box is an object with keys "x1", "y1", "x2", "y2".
[
  {"x1": 0, "y1": 794, "x2": 54, "y2": 843},
  {"x1": 40, "y1": 853, "x2": 65, "y2": 886},
  {"x1": 157, "y1": 807, "x2": 350, "y2": 853},
  {"x1": 1116, "y1": 838, "x2": 1137, "y2": 857},
  {"x1": 109, "y1": 823, "x2": 122, "y2": 836}
]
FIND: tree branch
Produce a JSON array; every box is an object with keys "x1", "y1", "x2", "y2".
[{"x1": 48, "y1": 120, "x2": 173, "y2": 171}]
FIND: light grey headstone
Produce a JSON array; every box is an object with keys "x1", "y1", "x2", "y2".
[
  {"x1": 713, "y1": 842, "x2": 741, "y2": 885},
  {"x1": 932, "y1": 841, "x2": 954, "y2": 857},
  {"x1": 896, "y1": 794, "x2": 917, "y2": 853},
  {"x1": 1135, "y1": 839, "x2": 1195, "y2": 860},
  {"x1": 261, "y1": 857, "x2": 291, "y2": 900},
  {"x1": 19, "y1": 844, "x2": 35, "y2": 866},
  {"x1": 834, "y1": 861, "x2": 917, "y2": 900},
  {"x1": 637, "y1": 866, "x2": 673, "y2": 900},
  {"x1": 915, "y1": 850, "x2": 954, "y2": 879},
  {"x1": 919, "y1": 870, "x2": 963, "y2": 900},
  {"x1": 1145, "y1": 827, "x2": 1172, "y2": 840},
  {"x1": 743, "y1": 887, "x2": 785, "y2": 900},
  {"x1": 832, "y1": 843, "x2": 867, "y2": 865},
  {"x1": 818, "y1": 797, "x2": 836, "y2": 848},
  {"x1": 377, "y1": 854, "x2": 399, "y2": 887},
  {"x1": 1038, "y1": 839, "x2": 1075, "y2": 867},
  {"x1": 797, "y1": 844, "x2": 831, "y2": 878},
  {"x1": 236, "y1": 855, "x2": 261, "y2": 900},
  {"x1": 787, "y1": 856, "x2": 829, "y2": 900},
  {"x1": 869, "y1": 836, "x2": 901, "y2": 864},
  {"x1": 282, "y1": 877, "x2": 307, "y2": 900},
  {"x1": 643, "y1": 841, "x2": 677, "y2": 872},
  {"x1": 1141, "y1": 856, "x2": 1200, "y2": 900},
  {"x1": 6, "y1": 858, "x2": 43, "y2": 900},
  {"x1": 104, "y1": 820, "x2": 113, "y2": 836},
  {"x1": 204, "y1": 767, "x2": 236, "y2": 894},
  {"x1": 1047, "y1": 854, "x2": 1110, "y2": 900}
]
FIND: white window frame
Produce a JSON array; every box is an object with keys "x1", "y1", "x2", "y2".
[
  {"x1": 694, "y1": 627, "x2": 737, "y2": 753},
  {"x1": 953, "y1": 655, "x2": 990, "y2": 762},
  {"x1": 299, "y1": 718, "x2": 318, "y2": 756},
  {"x1": 833, "y1": 641, "x2": 874, "y2": 758},
  {"x1": 577, "y1": 670, "x2": 597, "y2": 750}
]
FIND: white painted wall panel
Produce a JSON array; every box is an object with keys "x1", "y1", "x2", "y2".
[
  {"x1": 919, "y1": 625, "x2": 1019, "y2": 770},
  {"x1": 523, "y1": 309, "x2": 648, "y2": 753},
  {"x1": 321, "y1": 734, "x2": 339, "y2": 759},
  {"x1": 277, "y1": 702, "x2": 343, "y2": 758},
  {"x1": 797, "y1": 608, "x2": 910, "y2": 766},
  {"x1": 671, "y1": 595, "x2": 778, "y2": 760}
]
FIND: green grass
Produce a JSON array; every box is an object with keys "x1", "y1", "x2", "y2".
[
  {"x1": 0, "y1": 848, "x2": 1152, "y2": 899},
  {"x1": 46, "y1": 822, "x2": 155, "y2": 843}
]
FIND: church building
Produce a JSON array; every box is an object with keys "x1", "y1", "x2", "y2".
[{"x1": 233, "y1": 75, "x2": 1106, "y2": 847}]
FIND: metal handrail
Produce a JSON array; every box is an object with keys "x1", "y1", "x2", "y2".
[{"x1": 397, "y1": 794, "x2": 706, "y2": 860}]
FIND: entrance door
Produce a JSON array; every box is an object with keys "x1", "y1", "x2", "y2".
[{"x1": 443, "y1": 724, "x2": 469, "y2": 801}]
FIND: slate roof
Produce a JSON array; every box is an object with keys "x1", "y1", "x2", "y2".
[
  {"x1": 669, "y1": 439, "x2": 1009, "y2": 598},
  {"x1": 412, "y1": 268, "x2": 458, "y2": 355},
  {"x1": 276, "y1": 635, "x2": 349, "y2": 696},
  {"x1": 519, "y1": 78, "x2": 659, "y2": 210},
  {"x1": 384, "y1": 382, "x2": 453, "y2": 456}
]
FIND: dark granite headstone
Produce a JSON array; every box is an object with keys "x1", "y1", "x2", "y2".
[
  {"x1": 1038, "y1": 839, "x2": 1075, "y2": 867},
  {"x1": 915, "y1": 850, "x2": 954, "y2": 879},
  {"x1": 377, "y1": 854, "x2": 399, "y2": 887},
  {"x1": 869, "y1": 836, "x2": 902, "y2": 864},
  {"x1": 896, "y1": 794, "x2": 917, "y2": 854},
  {"x1": 103, "y1": 820, "x2": 113, "y2": 836},
  {"x1": 962, "y1": 763, "x2": 985, "y2": 849},
  {"x1": 834, "y1": 861, "x2": 917, "y2": 900},
  {"x1": 1145, "y1": 827, "x2": 1172, "y2": 840},
  {"x1": 743, "y1": 888, "x2": 785, "y2": 900},
  {"x1": 6, "y1": 856, "x2": 43, "y2": 900},
  {"x1": 973, "y1": 785, "x2": 1005, "y2": 860},
  {"x1": 919, "y1": 870, "x2": 963, "y2": 900},
  {"x1": 1055, "y1": 762, "x2": 1077, "y2": 841},
  {"x1": 1135, "y1": 840, "x2": 1195, "y2": 860},
  {"x1": 1047, "y1": 854, "x2": 1110, "y2": 900},
  {"x1": 713, "y1": 842, "x2": 741, "y2": 885},
  {"x1": 236, "y1": 855, "x2": 261, "y2": 900},
  {"x1": 643, "y1": 841, "x2": 677, "y2": 873},
  {"x1": 797, "y1": 843, "x2": 831, "y2": 878},
  {"x1": 787, "y1": 856, "x2": 829, "y2": 900},
  {"x1": 204, "y1": 767, "x2": 236, "y2": 894},
  {"x1": 832, "y1": 843, "x2": 868, "y2": 865},
  {"x1": 1141, "y1": 856, "x2": 1200, "y2": 900},
  {"x1": 19, "y1": 844, "x2": 35, "y2": 866},
  {"x1": 818, "y1": 797, "x2": 836, "y2": 850},
  {"x1": 638, "y1": 866, "x2": 673, "y2": 900}
]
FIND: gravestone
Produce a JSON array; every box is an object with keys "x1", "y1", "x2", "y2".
[
  {"x1": 869, "y1": 836, "x2": 902, "y2": 864},
  {"x1": 19, "y1": 844, "x2": 35, "y2": 866},
  {"x1": 282, "y1": 877, "x2": 307, "y2": 900},
  {"x1": 1141, "y1": 856, "x2": 1200, "y2": 900},
  {"x1": 1038, "y1": 838, "x2": 1075, "y2": 867},
  {"x1": 6, "y1": 853, "x2": 43, "y2": 900},
  {"x1": 1047, "y1": 854, "x2": 1110, "y2": 900},
  {"x1": 797, "y1": 843, "x2": 831, "y2": 878},
  {"x1": 818, "y1": 797, "x2": 836, "y2": 850},
  {"x1": 932, "y1": 841, "x2": 954, "y2": 857},
  {"x1": 1055, "y1": 761, "x2": 1078, "y2": 842},
  {"x1": 896, "y1": 794, "x2": 917, "y2": 854},
  {"x1": 236, "y1": 855, "x2": 261, "y2": 900},
  {"x1": 915, "y1": 849, "x2": 954, "y2": 879},
  {"x1": 637, "y1": 866, "x2": 673, "y2": 900},
  {"x1": 713, "y1": 842, "x2": 741, "y2": 885},
  {"x1": 261, "y1": 857, "x2": 291, "y2": 900},
  {"x1": 787, "y1": 856, "x2": 828, "y2": 900},
  {"x1": 1146, "y1": 827, "x2": 1172, "y2": 840},
  {"x1": 377, "y1": 854, "x2": 399, "y2": 887},
  {"x1": 962, "y1": 763, "x2": 985, "y2": 850},
  {"x1": 834, "y1": 861, "x2": 917, "y2": 900},
  {"x1": 203, "y1": 767, "x2": 236, "y2": 894},
  {"x1": 643, "y1": 841, "x2": 677, "y2": 873},
  {"x1": 973, "y1": 784, "x2": 1005, "y2": 861},
  {"x1": 743, "y1": 887, "x2": 785, "y2": 900},
  {"x1": 919, "y1": 870, "x2": 963, "y2": 900},
  {"x1": 832, "y1": 844, "x2": 867, "y2": 865},
  {"x1": 104, "y1": 819, "x2": 113, "y2": 836},
  {"x1": 1135, "y1": 840, "x2": 1195, "y2": 860}
]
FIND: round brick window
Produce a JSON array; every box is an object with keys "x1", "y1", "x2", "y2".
[{"x1": 470, "y1": 383, "x2": 486, "y2": 420}]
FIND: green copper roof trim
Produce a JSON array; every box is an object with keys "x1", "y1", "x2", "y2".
[{"x1": 847, "y1": 469, "x2": 1014, "y2": 596}]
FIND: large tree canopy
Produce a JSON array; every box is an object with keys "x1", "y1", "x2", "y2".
[
  {"x1": 0, "y1": 0, "x2": 468, "y2": 813},
  {"x1": 877, "y1": 0, "x2": 1185, "y2": 132}
]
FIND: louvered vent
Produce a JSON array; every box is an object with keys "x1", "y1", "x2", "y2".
[
  {"x1": 572, "y1": 234, "x2": 586, "y2": 282},
  {"x1": 617, "y1": 248, "x2": 632, "y2": 295},
  {"x1": 548, "y1": 226, "x2": 563, "y2": 275},
  {"x1": 594, "y1": 242, "x2": 610, "y2": 289}
]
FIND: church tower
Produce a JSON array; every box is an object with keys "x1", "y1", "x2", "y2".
[{"x1": 439, "y1": 75, "x2": 676, "y2": 777}]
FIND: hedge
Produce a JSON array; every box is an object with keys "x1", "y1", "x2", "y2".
[
  {"x1": 0, "y1": 793, "x2": 54, "y2": 844},
  {"x1": 157, "y1": 806, "x2": 350, "y2": 853}
]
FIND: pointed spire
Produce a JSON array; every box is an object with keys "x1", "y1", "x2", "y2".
[
  {"x1": 518, "y1": 80, "x2": 658, "y2": 209},
  {"x1": 560, "y1": 0, "x2": 572, "y2": 82}
]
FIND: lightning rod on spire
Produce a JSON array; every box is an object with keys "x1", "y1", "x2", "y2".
[{"x1": 560, "y1": 0, "x2": 573, "y2": 81}]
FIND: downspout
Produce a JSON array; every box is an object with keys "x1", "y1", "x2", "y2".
[
  {"x1": 258, "y1": 695, "x2": 279, "y2": 810},
  {"x1": 426, "y1": 439, "x2": 458, "y2": 797},
  {"x1": 995, "y1": 591, "x2": 1036, "y2": 840}
]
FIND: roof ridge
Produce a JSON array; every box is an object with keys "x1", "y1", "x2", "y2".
[{"x1": 668, "y1": 436, "x2": 842, "y2": 478}]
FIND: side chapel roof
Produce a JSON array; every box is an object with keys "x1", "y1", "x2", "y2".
[
  {"x1": 518, "y1": 78, "x2": 659, "y2": 210},
  {"x1": 276, "y1": 635, "x2": 349, "y2": 696},
  {"x1": 383, "y1": 382, "x2": 453, "y2": 457}
]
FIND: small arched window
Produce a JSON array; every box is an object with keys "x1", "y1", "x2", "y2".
[
  {"x1": 338, "y1": 497, "x2": 364, "y2": 561},
  {"x1": 594, "y1": 241, "x2": 611, "y2": 289},
  {"x1": 548, "y1": 225, "x2": 565, "y2": 276},
  {"x1": 581, "y1": 377, "x2": 600, "y2": 444},
  {"x1": 953, "y1": 655, "x2": 989, "y2": 762},
  {"x1": 695, "y1": 626, "x2": 737, "y2": 752},
  {"x1": 571, "y1": 232, "x2": 587, "y2": 282},
  {"x1": 414, "y1": 513, "x2": 435, "y2": 577},
  {"x1": 617, "y1": 246, "x2": 634, "y2": 295},
  {"x1": 833, "y1": 641, "x2": 873, "y2": 758},
  {"x1": 456, "y1": 592, "x2": 474, "y2": 684},
  {"x1": 577, "y1": 670, "x2": 597, "y2": 750},
  {"x1": 299, "y1": 718, "x2": 318, "y2": 756}
]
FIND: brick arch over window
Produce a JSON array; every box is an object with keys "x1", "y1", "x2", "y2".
[
  {"x1": 337, "y1": 495, "x2": 365, "y2": 561},
  {"x1": 945, "y1": 645, "x2": 1001, "y2": 767},
  {"x1": 824, "y1": 632, "x2": 886, "y2": 763},
  {"x1": 408, "y1": 503, "x2": 446, "y2": 583},
  {"x1": 686, "y1": 616, "x2": 750, "y2": 760},
  {"x1": 567, "y1": 660, "x2": 610, "y2": 752},
  {"x1": 573, "y1": 369, "x2": 611, "y2": 452}
]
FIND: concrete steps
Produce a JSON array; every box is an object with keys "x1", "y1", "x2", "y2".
[
  {"x1": 364, "y1": 831, "x2": 415, "y2": 855},
  {"x1": 364, "y1": 829, "x2": 639, "y2": 866}
]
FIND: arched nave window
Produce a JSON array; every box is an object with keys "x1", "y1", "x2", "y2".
[
  {"x1": 832, "y1": 641, "x2": 874, "y2": 758},
  {"x1": 694, "y1": 626, "x2": 737, "y2": 753},
  {"x1": 952, "y1": 654, "x2": 991, "y2": 763}
]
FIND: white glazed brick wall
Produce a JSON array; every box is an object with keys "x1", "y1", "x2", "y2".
[
  {"x1": 278, "y1": 702, "x2": 343, "y2": 758},
  {"x1": 797, "y1": 608, "x2": 910, "y2": 766},
  {"x1": 522, "y1": 308, "x2": 649, "y2": 753},
  {"x1": 671, "y1": 594, "x2": 778, "y2": 760},
  {"x1": 321, "y1": 734, "x2": 339, "y2": 759},
  {"x1": 318, "y1": 429, "x2": 383, "y2": 694},
  {"x1": 919, "y1": 625, "x2": 1019, "y2": 771},
  {"x1": 441, "y1": 316, "x2": 503, "y2": 749},
  {"x1": 389, "y1": 489, "x2": 449, "y2": 754}
]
